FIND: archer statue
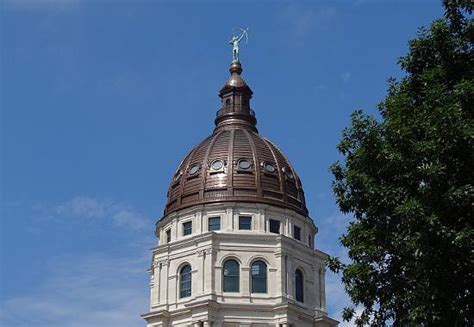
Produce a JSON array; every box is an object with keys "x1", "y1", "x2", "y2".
[{"x1": 229, "y1": 28, "x2": 249, "y2": 62}]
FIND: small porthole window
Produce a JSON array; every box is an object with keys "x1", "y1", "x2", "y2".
[
  {"x1": 237, "y1": 159, "x2": 251, "y2": 170},
  {"x1": 189, "y1": 164, "x2": 199, "y2": 175},
  {"x1": 263, "y1": 162, "x2": 275, "y2": 173},
  {"x1": 174, "y1": 170, "x2": 183, "y2": 182},
  {"x1": 284, "y1": 168, "x2": 294, "y2": 180},
  {"x1": 211, "y1": 159, "x2": 224, "y2": 170}
]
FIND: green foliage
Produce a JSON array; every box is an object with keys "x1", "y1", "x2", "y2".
[{"x1": 329, "y1": 2, "x2": 473, "y2": 326}]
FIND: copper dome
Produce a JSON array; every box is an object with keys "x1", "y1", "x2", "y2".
[{"x1": 163, "y1": 61, "x2": 308, "y2": 216}]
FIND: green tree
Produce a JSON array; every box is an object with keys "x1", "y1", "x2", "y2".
[{"x1": 328, "y1": 1, "x2": 473, "y2": 326}]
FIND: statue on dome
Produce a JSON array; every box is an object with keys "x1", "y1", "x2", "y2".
[{"x1": 229, "y1": 27, "x2": 248, "y2": 62}]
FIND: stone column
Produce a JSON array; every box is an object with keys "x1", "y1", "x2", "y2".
[
  {"x1": 173, "y1": 217, "x2": 178, "y2": 241},
  {"x1": 163, "y1": 260, "x2": 170, "y2": 305},
  {"x1": 196, "y1": 211, "x2": 203, "y2": 234},
  {"x1": 197, "y1": 248, "x2": 212, "y2": 295},
  {"x1": 225, "y1": 208, "x2": 234, "y2": 231},
  {"x1": 168, "y1": 263, "x2": 176, "y2": 305},
  {"x1": 201, "y1": 251, "x2": 206, "y2": 294},
  {"x1": 215, "y1": 264, "x2": 222, "y2": 294},
  {"x1": 320, "y1": 267, "x2": 327, "y2": 311},
  {"x1": 150, "y1": 261, "x2": 160, "y2": 306},
  {"x1": 283, "y1": 254, "x2": 288, "y2": 296},
  {"x1": 241, "y1": 267, "x2": 250, "y2": 300},
  {"x1": 257, "y1": 209, "x2": 264, "y2": 232},
  {"x1": 149, "y1": 269, "x2": 155, "y2": 306},
  {"x1": 287, "y1": 255, "x2": 294, "y2": 300},
  {"x1": 192, "y1": 266, "x2": 199, "y2": 297},
  {"x1": 314, "y1": 265, "x2": 322, "y2": 309}
]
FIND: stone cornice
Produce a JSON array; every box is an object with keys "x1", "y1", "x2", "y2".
[
  {"x1": 144, "y1": 299, "x2": 321, "y2": 320},
  {"x1": 156, "y1": 202, "x2": 317, "y2": 231}
]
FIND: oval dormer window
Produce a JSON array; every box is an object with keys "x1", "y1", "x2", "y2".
[
  {"x1": 211, "y1": 159, "x2": 224, "y2": 170},
  {"x1": 237, "y1": 159, "x2": 251, "y2": 170},
  {"x1": 189, "y1": 164, "x2": 199, "y2": 175},
  {"x1": 174, "y1": 170, "x2": 183, "y2": 182},
  {"x1": 263, "y1": 162, "x2": 275, "y2": 173}
]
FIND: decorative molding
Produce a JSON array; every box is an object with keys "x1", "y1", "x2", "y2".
[
  {"x1": 196, "y1": 248, "x2": 213, "y2": 257},
  {"x1": 154, "y1": 259, "x2": 169, "y2": 267}
]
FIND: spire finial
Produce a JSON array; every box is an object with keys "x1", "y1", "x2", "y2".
[
  {"x1": 229, "y1": 27, "x2": 249, "y2": 63},
  {"x1": 229, "y1": 61, "x2": 242, "y2": 75}
]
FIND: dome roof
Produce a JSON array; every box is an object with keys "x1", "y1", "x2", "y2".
[{"x1": 163, "y1": 61, "x2": 308, "y2": 217}]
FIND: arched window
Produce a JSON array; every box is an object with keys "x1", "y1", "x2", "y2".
[
  {"x1": 179, "y1": 264, "x2": 192, "y2": 298},
  {"x1": 295, "y1": 269, "x2": 304, "y2": 303},
  {"x1": 251, "y1": 260, "x2": 267, "y2": 293},
  {"x1": 223, "y1": 259, "x2": 239, "y2": 292}
]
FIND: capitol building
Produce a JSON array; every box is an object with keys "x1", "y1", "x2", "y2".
[{"x1": 142, "y1": 49, "x2": 338, "y2": 327}]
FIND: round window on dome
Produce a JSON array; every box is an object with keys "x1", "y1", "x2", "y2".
[
  {"x1": 263, "y1": 162, "x2": 275, "y2": 173},
  {"x1": 285, "y1": 170, "x2": 294, "y2": 180},
  {"x1": 211, "y1": 160, "x2": 224, "y2": 170},
  {"x1": 174, "y1": 170, "x2": 183, "y2": 182},
  {"x1": 188, "y1": 164, "x2": 199, "y2": 175},
  {"x1": 237, "y1": 159, "x2": 251, "y2": 170}
]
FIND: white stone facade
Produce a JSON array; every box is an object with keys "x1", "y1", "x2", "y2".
[{"x1": 142, "y1": 202, "x2": 338, "y2": 327}]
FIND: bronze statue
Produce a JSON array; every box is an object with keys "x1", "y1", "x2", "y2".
[{"x1": 229, "y1": 27, "x2": 248, "y2": 62}]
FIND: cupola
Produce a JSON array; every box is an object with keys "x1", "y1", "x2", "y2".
[{"x1": 214, "y1": 61, "x2": 257, "y2": 133}]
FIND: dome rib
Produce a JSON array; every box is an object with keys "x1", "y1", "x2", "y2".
[
  {"x1": 177, "y1": 145, "x2": 199, "y2": 207},
  {"x1": 262, "y1": 136, "x2": 286, "y2": 199},
  {"x1": 200, "y1": 130, "x2": 222, "y2": 199},
  {"x1": 227, "y1": 129, "x2": 235, "y2": 196},
  {"x1": 243, "y1": 129, "x2": 261, "y2": 196}
]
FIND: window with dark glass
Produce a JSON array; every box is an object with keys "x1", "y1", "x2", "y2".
[
  {"x1": 295, "y1": 269, "x2": 304, "y2": 303},
  {"x1": 179, "y1": 264, "x2": 192, "y2": 298},
  {"x1": 223, "y1": 259, "x2": 239, "y2": 292},
  {"x1": 183, "y1": 221, "x2": 192, "y2": 236},
  {"x1": 269, "y1": 219, "x2": 280, "y2": 234},
  {"x1": 251, "y1": 260, "x2": 267, "y2": 293},
  {"x1": 308, "y1": 234, "x2": 312, "y2": 248},
  {"x1": 293, "y1": 225, "x2": 301, "y2": 240},
  {"x1": 208, "y1": 217, "x2": 220, "y2": 231},
  {"x1": 264, "y1": 162, "x2": 275, "y2": 173},
  {"x1": 237, "y1": 158, "x2": 251, "y2": 170},
  {"x1": 174, "y1": 170, "x2": 183, "y2": 182},
  {"x1": 188, "y1": 164, "x2": 199, "y2": 175},
  {"x1": 211, "y1": 159, "x2": 224, "y2": 170},
  {"x1": 166, "y1": 229, "x2": 171, "y2": 243},
  {"x1": 239, "y1": 216, "x2": 252, "y2": 230}
]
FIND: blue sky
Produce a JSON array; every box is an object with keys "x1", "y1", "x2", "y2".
[{"x1": 1, "y1": 1, "x2": 443, "y2": 326}]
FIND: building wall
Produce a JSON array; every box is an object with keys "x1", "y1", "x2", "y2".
[{"x1": 143, "y1": 203, "x2": 337, "y2": 327}]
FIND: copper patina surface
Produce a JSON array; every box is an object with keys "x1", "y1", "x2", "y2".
[{"x1": 163, "y1": 61, "x2": 307, "y2": 217}]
